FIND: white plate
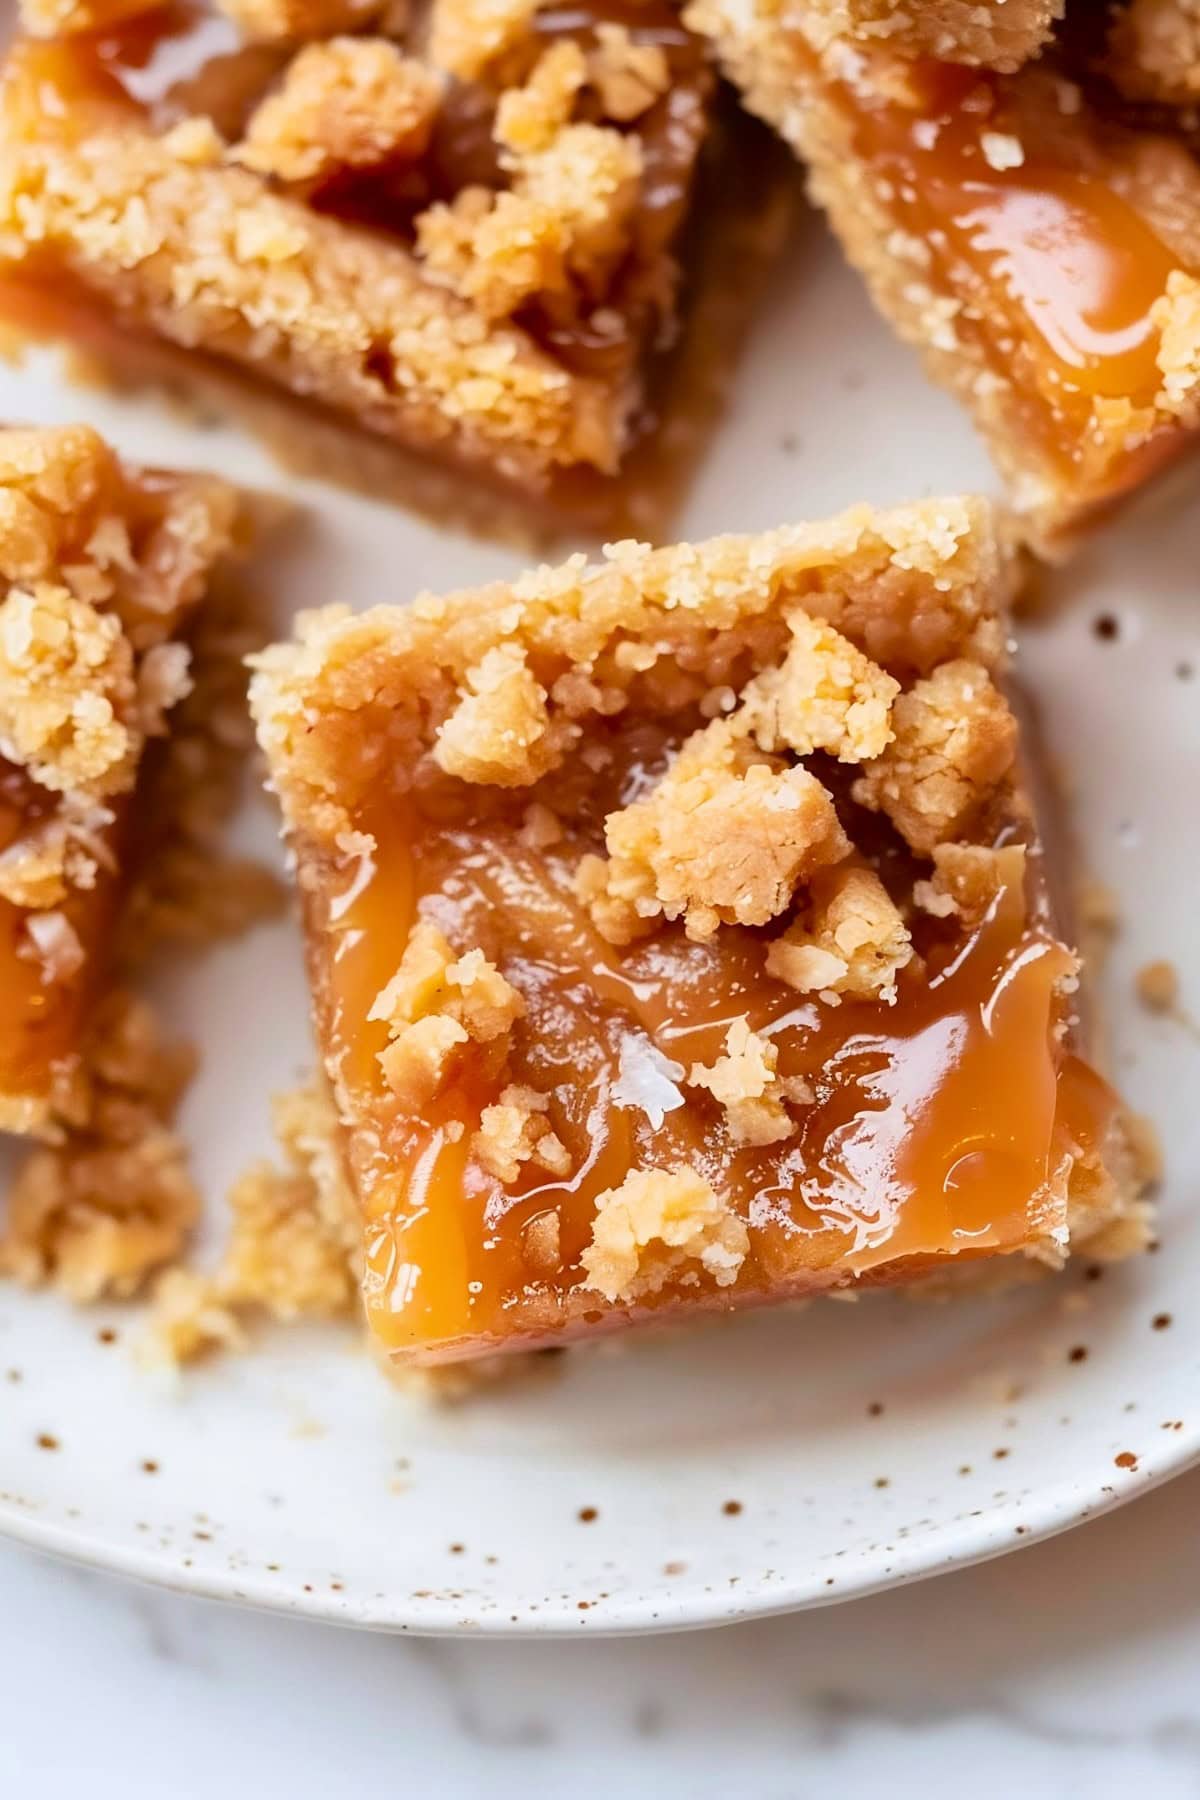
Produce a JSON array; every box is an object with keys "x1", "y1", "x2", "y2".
[{"x1": 0, "y1": 218, "x2": 1198, "y2": 1636}]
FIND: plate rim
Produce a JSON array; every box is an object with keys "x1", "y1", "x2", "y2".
[{"x1": 2, "y1": 1430, "x2": 1196, "y2": 1635}]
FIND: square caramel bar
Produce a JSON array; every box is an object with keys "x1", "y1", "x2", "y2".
[
  {"x1": 0, "y1": 0, "x2": 729, "y2": 527},
  {"x1": 0, "y1": 423, "x2": 238, "y2": 1137},
  {"x1": 688, "y1": 0, "x2": 1200, "y2": 541},
  {"x1": 252, "y1": 496, "x2": 1148, "y2": 1367}
]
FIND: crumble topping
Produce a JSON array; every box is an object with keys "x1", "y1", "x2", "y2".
[
  {"x1": 370, "y1": 919, "x2": 524, "y2": 1105},
  {"x1": 579, "y1": 1165, "x2": 749, "y2": 1303},
  {"x1": 688, "y1": 1019, "x2": 813, "y2": 1146},
  {"x1": 472, "y1": 1082, "x2": 571, "y2": 1182},
  {"x1": 0, "y1": 993, "x2": 199, "y2": 1300},
  {"x1": 251, "y1": 500, "x2": 1009, "y2": 847},
  {"x1": 766, "y1": 865, "x2": 913, "y2": 1002},
  {"x1": 735, "y1": 609, "x2": 899, "y2": 763},
  {"x1": 494, "y1": 41, "x2": 586, "y2": 153},
  {"x1": 584, "y1": 717, "x2": 852, "y2": 944},
  {"x1": 1107, "y1": 0, "x2": 1200, "y2": 103},
  {"x1": 416, "y1": 118, "x2": 643, "y2": 322},
  {"x1": 913, "y1": 840, "x2": 1027, "y2": 928},
  {"x1": 0, "y1": 583, "x2": 139, "y2": 797},
  {"x1": 433, "y1": 643, "x2": 562, "y2": 785},
  {"x1": 144, "y1": 1080, "x2": 361, "y2": 1365},
  {"x1": 587, "y1": 22, "x2": 670, "y2": 122},
  {"x1": 428, "y1": 0, "x2": 539, "y2": 79},
  {"x1": 235, "y1": 39, "x2": 442, "y2": 185},
  {"x1": 851, "y1": 661, "x2": 1017, "y2": 854},
  {"x1": 1152, "y1": 272, "x2": 1200, "y2": 421}
]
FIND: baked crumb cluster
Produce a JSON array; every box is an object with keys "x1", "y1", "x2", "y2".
[
  {"x1": 252, "y1": 497, "x2": 1148, "y2": 1363},
  {"x1": 0, "y1": 423, "x2": 237, "y2": 1138},
  {"x1": 688, "y1": 0, "x2": 1200, "y2": 538},
  {"x1": 0, "y1": 0, "x2": 712, "y2": 492},
  {"x1": 763, "y1": 0, "x2": 1063, "y2": 70}
]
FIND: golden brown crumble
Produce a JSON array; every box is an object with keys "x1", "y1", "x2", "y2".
[
  {"x1": 235, "y1": 39, "x2": 442, "y2": 186},
  {"x1": 0, "y1": 583, "x2": 139, "y2": 798},
  {"x1": 1107, "y1": 0, "x2": 1200, "y2": 102},
  {"x1": 494, "y1": 42, "x2": 587, "y2": 154},
  {"x1": 913, "y1": 840, "x2": 1027, "y2": 928},
  {"x1": 1136, "y1": 958, "x2": 1180, "y2": 1012},
  {"x1": 579, "y1": 1165, "x2": 749, "y2": 1303},
  {"x1": 0, "y1": 129, "x2": 620, "y2": 482},
  {"x1": 370, "y1": 919, "x2": 524, "y2": 1105},
  {"x1": 1152, "y1": 273, "x2": 1200, "y2": 421},
  {"x1": 699, "y1": 0, "x2": 1062, "y2": 69},
  {"x1": 766, "y1": 865, "x2": 913, "y2": 1001},
  {"x1": 735, "y1": 609, "x2": 899, "y2": 763},
  {"x1": 688, "y1": 1019, "x2": 813, "y2": 1146},
  {"x1": 428, "y1": 0, "x2": 539, "y2": 79},
  {"x1": 851, "y1": 661, "x2": 1017, "y2": 855},
  {"x1": 144, "y1": 1081, "x2": 361, "y2": 1365},
  {"x1": 472, "y1": 1083, "x2": 571, "y2": 1183},
  {"x1": 0, "y1": 993, "x2": 199, "y2": 1300},
  {"x1": 587, "y1": 22, "x2": 671, "y2": 122},
  {"x1": 433, "y1": 643, "x2": 563, "y2": 785},
  {"x1": 416, "y1": 120, "x2": 642, "y2": 322},
  {"x1": 584, "y1": 717, "x2": 851, "y2": 944}
]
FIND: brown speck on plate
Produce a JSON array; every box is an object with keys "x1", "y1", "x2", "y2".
[
  {"x1": 577, "y1": 1506, "x2": 598, "y2": 1523},
  {"x1": 35, "y1": 1433, "x2": 58, "y2": 1452},
  {"x1": 722, "y1": 1500, "x2": 743, "y2": 1517},
  {"x1": 1153, "y1": 1312, "x2": 1173, "y2": 1331},
  {"x1": 1068, "y1": 1346, "x2": 1089, "y2": 1363},
  {"x1": 1115, "y1": 1451, "x2": 1139, "y2": 1470}
]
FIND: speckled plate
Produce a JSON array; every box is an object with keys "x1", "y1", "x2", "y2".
[{"x1": 0, "y1": 220, "x2": 1197, "y2": 1637}]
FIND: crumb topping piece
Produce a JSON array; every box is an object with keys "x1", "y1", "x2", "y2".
[
  {"x1": 582, "y1": 717, "x2": 851, "y2": 944},
  {"x1": 913, "y1": 840, "x2": 1027, "y2": 928},
  {"x1": 428, "y1": 0, "x2": 538, "y2": 79},
  {"x1": 688, "y1": 1019, "x2": 813, "y2": 1146},
  {"x1": 0, "y1": 993, "x2": 198, "y2": 1300},
  {"x1": 370, "y1": 919, "x2": 524, "y2": 1106},
  {"x1": 736, "y1": 609, "x2": 899, "y2": 763},
  {"x1": 235, "y1": 39, "x2": 442, "y2": 186},
  {"x1": 416, "y1": 110, "x2": 643, "y2": 322},
  {"x1": 766, "y1": 865, "x2": 913, "y2": 1002},
  {"x1": 472, "y1": 1082, "x2": 571, "y2": 1183},
  {"x1": 587, "y1": 22, "x2": 670, "y2": 122},
  {"x1": 851, "y1": 660, "x2": 1017, "y2": 854},
  {"x1": 0, "y1": 583, "x2": 138, "y2": 797},
  {"x1": 1107, "y1": 0, "x2": 1200, "y2": 103},
  {"x1": 143, "y1": 1080, "x2": 361, "y2": 1366},
  {"x1": 1153, "y1": 272, "x2": 1200, "y2": 422},
  {"x1": 580, "y1": 1165, "x2": 749, "y2": 1303},
  {"x1": 433, "y1": 642, "x2": 562, "y2": 786}
]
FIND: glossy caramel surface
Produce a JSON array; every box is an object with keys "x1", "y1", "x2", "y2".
[
  {"x1": 825, "y1": 49, "x2": 1194, "y2": 488},
  {"x1": 315, "y1": 727, "x2": 1112, "y2": 1361},
  {"x1": 0, "y1": 768, "x2": 121, "y2": 1113}
]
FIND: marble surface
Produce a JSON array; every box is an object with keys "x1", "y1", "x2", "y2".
[{"x1": 3, "y1": 1468, "x2": 1199, "y2": 1798}]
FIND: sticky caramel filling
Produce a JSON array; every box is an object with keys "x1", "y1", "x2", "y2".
[
  {"x1": 3, "y1": 0, "x2": 710, "y2": 381},
  {"x1": 0, "y1": 770, "x2": 123, "y2": 1112},
  {"x1": 823, "y1": 48, "x2": 1193, "y2": 481},
  {"x1": 316, "y1": 727, "x2": 1113, "y2": 1360}
]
